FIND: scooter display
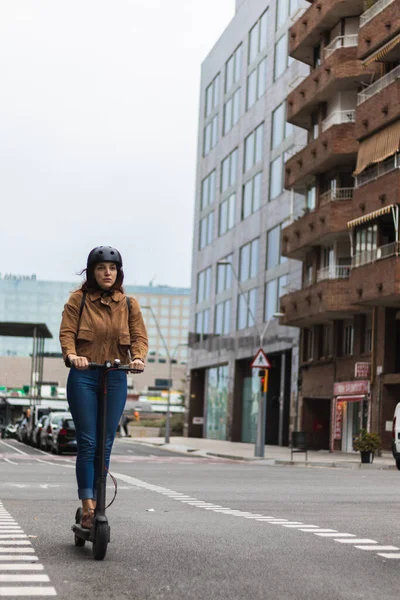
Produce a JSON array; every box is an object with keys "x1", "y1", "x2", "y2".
[{"x1": 71, "y1": 359, "x2": 142, "y2": 560}]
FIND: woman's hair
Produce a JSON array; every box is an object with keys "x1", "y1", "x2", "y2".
[{"x1": 77, "y1": 264, "x2": 125, "y2": 293}]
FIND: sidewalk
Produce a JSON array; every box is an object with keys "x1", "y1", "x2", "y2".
[{"x1": 126, "y1": 436, "x2": 396, "y2": 470}]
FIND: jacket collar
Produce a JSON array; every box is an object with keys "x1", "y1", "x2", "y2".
[{"x1": 88, "y1": 290, "x2": 124, "y2": 302}]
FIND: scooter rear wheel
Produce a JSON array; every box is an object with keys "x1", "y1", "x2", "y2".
[
  {"x1": 74, "y1": 508, "x2": 85, "y2": 547},
  {"x1": 92, "y1": 521, "x2": 109, "y2": 560}
]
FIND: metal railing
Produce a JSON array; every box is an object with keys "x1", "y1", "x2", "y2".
[
  {"x1": 355, "y1": 153, "x2": 400, "y2": 188},
  {"x1": 320, "y1": 187, "x2": 354, "y2": 205},
  {"x1": 357, "y1": 64, "x2": 400, "y2": 105},
  {"x1": 360, "y1": 0, "x2": 395, "y2": 27},
  {"x1": 352, "y1": 241, "x2": 400, "y2": 267},
  {"x1": 321, "y1": 110, "x2": 356, "y2": 132},
  {"x1": 316, "y1": 265, "x2": 351, "y2": 282},
  {"x1": 324, "y1": 35, "x2": 358, "y2": 59}
]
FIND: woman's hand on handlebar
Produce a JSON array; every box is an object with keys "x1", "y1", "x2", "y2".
[
  {"x1": 69, "y1": 355, "x2": 89, "y2": 370},
  {"x1": 129, "y1": 358, "x2": 145, "y2": 372}
]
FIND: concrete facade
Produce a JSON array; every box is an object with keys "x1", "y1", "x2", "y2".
[{"x1": 188, "y1": 0, "x2": 309, "y2": 444}]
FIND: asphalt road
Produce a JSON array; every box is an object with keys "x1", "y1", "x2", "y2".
[{"x1": 1, "y1": 437, "x2": 400, "y2": 599}]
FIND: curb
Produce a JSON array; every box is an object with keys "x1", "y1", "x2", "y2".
[{"x1": 126, "y1": 439, "x2": 397, "y2": 470}]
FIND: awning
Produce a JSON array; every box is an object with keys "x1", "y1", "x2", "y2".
[
  {"x1": 336, "y1": 395, "x2": 365, "y2": 403},
  {"x1": 347, "y1": 204, "x2": 395, "y2": 228},
  {"x1": 364, "y1": 33, "x2": 400, "y2": 66},
  {"x1": 354, "y1": 120, "x2": 400, "y2": 175}
]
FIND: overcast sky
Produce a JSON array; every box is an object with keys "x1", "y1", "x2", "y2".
[{"x1": 0, "y1": 0, "x2": 234, "y2": 288}]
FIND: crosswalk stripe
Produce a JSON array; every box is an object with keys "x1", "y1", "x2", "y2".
[{"x1": 0, "y1": 587, "x2": 56, "y2": 596}]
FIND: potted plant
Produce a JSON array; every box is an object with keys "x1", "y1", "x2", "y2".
[{"x1": 353, "y1": 429, "x2": 381, "y2": 463}]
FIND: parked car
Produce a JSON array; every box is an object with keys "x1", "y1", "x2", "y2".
[
  {"x1": 392, "y1": 402, "x2": 400, "y2": 470},
  {"x1": 32, "y1": 415, "x2": 48, "y2": 449},
  {"x1": 26, "y1": 401, "x2": 69, "y2": 446},
  {"x1": 16, "y1": 416, "x2": 29, "y2": 444},
  {"x1": 40, "y1": 412, "x2": 72, "y2": 452},
  {"x1": 50, "y1": 416, "x2": 77, "y2": 455}
]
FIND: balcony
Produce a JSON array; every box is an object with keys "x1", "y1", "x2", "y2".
[
  {"x1": 350, "y1": 243, "x2": 400, "y2": 305},
  {"x1": 280, "y1": 277, "x2": 355, "y2": 327},
  {"x1": 358, "y1": 0, "x2": 400, "y2": 60},
  {"x1": 316, "y1": 265, "x2": 351, "y2": 282},
  {"x1": 287, "y1": 47, "x2": 379, "y2": 128},
  {"x1": 355, "y1": 153, "x2": 400, "y2": 189},
  {"x1": 353, "y1": 167, "x2": 400, "y2": 218},
  {"x1": 282, "y1": 189, "x2": 354, "y2": 259},
  {"x1": 321, "y1": 110, "x2": 355, "y2": 132},
  {"x1": 289, "y1": 0, "x2": 364, "y2": 65},
  {"x1": 355, "y1": 67, "x2": 400, "y2": 139},
  {"x1": 357, "y1": 65, "x2": 400, "y2": 105},
  {"x1": 285, "y1": 123, "x2": 358, "y2": 190},
  {"x1": 324, "y1": 34, "x2": 358, "y2": 59}
]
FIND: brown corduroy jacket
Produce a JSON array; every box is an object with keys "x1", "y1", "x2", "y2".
[{"x1": 59, "y1": 289, "x2": 148, "y2": 365}]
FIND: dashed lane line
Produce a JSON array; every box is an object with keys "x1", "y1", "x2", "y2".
[
  {"x1": 0, "y1": 502, "x2": 56, "y2": 596},
  {"x1": 111, "y1": 471, "x2": 400, "y2": 563}
]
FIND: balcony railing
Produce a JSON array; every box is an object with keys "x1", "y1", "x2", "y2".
[
  {"x1": 357, "y1": 64, "x2": 400, "y2": 105},
  {"x1": 355, "y1": 153, "x2": 400, "y2": 188},
  {"x1": 320, "y1": 187, "x2": 354, "y2": 205},
  {"x1": 321, "y1": 110, "x2": 356, "y2": 132},
  {"x1": 324, "y1": 34, "x2": 358, "y2": 59},
  {"x1": 316, "y1": 265, "x2": 351, "y2": 282},
  {"x1": 352, "y1": 241, "x2": 400, "y2": 267},
  {"x1": 360, "y1": 0, "x2": 395, "y2": 27}
]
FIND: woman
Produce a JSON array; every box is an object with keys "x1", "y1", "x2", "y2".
[{"x1": 59, "y1": 246, "x2": 148, "y2": 529}]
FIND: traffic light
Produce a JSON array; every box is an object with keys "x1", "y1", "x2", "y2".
[{"x1": 258, "y1": 369, "x2": 269, "y2": 393}]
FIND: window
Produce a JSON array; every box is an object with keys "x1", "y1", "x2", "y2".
[
  {"x1": 354, "y1": 224, "x2": 378, "y2": 265},
  {"x1": 201, "y1": 171, "x2": 216, "y2": 210},
  {"x1": 321, "y1": 324, "x2": 333, "y2": 358},
  {"x1": 161, "y1": 297, "x2": 169, "y2": 306},
  {"x1": 239, "y1": 238, "x2": 259, "y2": 281},
  {"x1": 266, "y1": 224, "x2": 287, "y2": 269},
  {"x1": 303, "y1": 328, "x2": 314, "y2": 362},
  {"x1": 242, "y1": 172, "x2": 262, "y2": 219},
  {"x1": 237, "y1": 288, "x2": 257, "y2": 330},
  {"x1": 343, "y1": 322, "x2": 354, "y2": 356},
  {"x1": 172, "y1": 298, "x2": 181, "y2": 306},
  {"x1": 264, "y1": 279, "x2": 278, "y2": 320},
  {"x1": 219, "y1": 194, "x2": 236, "y2": 236},
  {"x1": 274, "y1": 35, "x2": 288, "y2": 80},
  {"x1": 199, "y1": 212, "x2": 214, "y2": 249},
  {"x1": 244, "y1": 123, "x2": 264, "y2": 173},
  {"x1": 306, "y1": 186, "x2": 316, "y2": 211},
  {"x1": 313, "y1": 44, "x2": 321, "y2": 70},
  {"x1": 221, "y1": 148, "x2": 238, "y2": 193},
  {"x1": 248, "y1": 10, "x2": 268, "y2": 64},
  {"x1": 161, "y1": 308, "x2": 169, "y2": 316},
  {"x1": 216, "y1": 254, "x2": 233, "y2": 294},
  {"x1": 195, "y1": 309, "x2": 210, "y2": 335},
  {"x1": 276, "y1": 0, "x2": 289, "y2": 29},
  {"x1": 214, "y1": 299, "x2": 232, "y2": 335},
  {"x1": 226, "y1": 45, "x2": 242, "y2": 93},
  {"x1": 271, "y1": 102, "x2": 292, "y2": 149},
  {"x1": 203, "y1": 114, "x2": 219, "y2": 156},
  {"x1": 223, "y1": 88, "x2": 241, "y2": 135},
  {"x1": 247, "y1": 57, "x2": 267, "y2": 110},
  {"x1": 269, "y1": 155, "x2": 283, "y2": 200},
  {"x1": 205, "y1": 74, "x2": 220, "y2": 117},
  {"x1": 169, "y1": 328, "x2": 180, "y2": 337},
  {"x1": 197, "y1": 267, "x2": 212, "y2": 303},
  {"x1": 278, "y1": 274, "x2": 288, "y2": 300}
]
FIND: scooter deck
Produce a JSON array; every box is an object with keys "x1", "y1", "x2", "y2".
[{"x1": 72, "y1": 523, "x2": 92, "y2": 541}]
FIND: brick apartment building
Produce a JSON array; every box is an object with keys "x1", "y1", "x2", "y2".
[{"x1": 280, "y1": 0, "x2": 400, "y2": 451}]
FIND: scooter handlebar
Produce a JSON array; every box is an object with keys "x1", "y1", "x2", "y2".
[{"x1": 87, "y1": 361, "x2": 144, "y2": 374}]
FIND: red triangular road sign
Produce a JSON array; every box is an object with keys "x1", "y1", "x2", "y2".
[{"x1": 250, "y1": 348, "x2": 271, "y2": 369}]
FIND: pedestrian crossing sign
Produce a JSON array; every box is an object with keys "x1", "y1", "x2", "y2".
[{"x1": 251, "y1": 348, "x2": 271, "y2": 369}]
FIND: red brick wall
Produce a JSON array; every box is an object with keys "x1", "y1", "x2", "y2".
[
  {"x1": 349, "y1": 256, "x2": 400, "y2": 304},
  {"x1": 301, "y1": 362, "x2": 335, "y2": 398},
  {"x1": 355, "y1": 82, "x2": 400, "y2": 140},
  {"x1": 358, "y1": 1, "x2": 400, "y2": 60},
  {"x1": 352, "y1": 170, "x2": 400, "y2": 217}
]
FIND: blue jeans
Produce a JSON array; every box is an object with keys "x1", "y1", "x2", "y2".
[{"x1": 67, "y1": 368, "x2": 127, "y2": 500}]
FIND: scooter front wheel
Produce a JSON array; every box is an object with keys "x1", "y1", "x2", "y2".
[{"x1": 92, "y1": 521, "x2": 109, "y2": 560}]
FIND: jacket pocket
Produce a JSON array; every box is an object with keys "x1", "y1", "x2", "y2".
[
  {"x1": 77, "y1": 328, "x2": 94, "y2": 342},
  {"x1": 119, "y1": 333, "x2": 131, "y2": 347}
]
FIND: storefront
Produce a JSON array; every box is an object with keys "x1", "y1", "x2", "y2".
[
  {"x1": 332, "y1": 380, "x2": 370, "y2": 452},
  {"x1": 204, "y1": 365, "x2": 229, "y2": 440}
]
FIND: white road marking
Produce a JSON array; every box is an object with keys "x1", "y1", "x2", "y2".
[
  {"x1": 0, "y1": 565, "x2": 44, "y2": 571},
  {"x1": 0, "y1": 549, "x2": 35, "y2": 553},
  {"x1": 335, "y1": 539, "x2": 377, "y2": 544},
  {"x1": 0, "y1": 542, "x2": 31, "y2": 546},
  {"x1": 0, "y1": 535, "x2": 27, "y2": 539},
  {"x1": 0, "y1": 575, "x2": 49, "y2": 582},
  {"x1": 271, "y1": 521, "x2": 303, "y2": 525},
  {"x1": 0, "y1": 442, "x2": 28, "y2": 456},
  {"x1": 0, "y1": 587, "x2": 56, "y2": 596},
  {"x1": 300, "y1": 529, "x2": 336, "y2": 533},
  {"x1": 282, "y1": 524, "x2": 318, "y2": 528},
  {"x1": 355, "y1": 545, "x2": 399, "y2": 551},
  {"x1": 378, "y1": 553, "x2": 400, "y2": 559},
  {"x1": 316, "y1": 533, "x2": 355, "y2": 538},
  {"x1": 3, "y1": 459, "x2": 18, "y2": 466},
  {"x1": 0, "y1": 556, "x2": 38, "y2": 561}
]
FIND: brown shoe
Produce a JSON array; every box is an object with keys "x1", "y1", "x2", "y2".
[{"x1": 81, "y1": 509, "x2": 95, "y2": 529}]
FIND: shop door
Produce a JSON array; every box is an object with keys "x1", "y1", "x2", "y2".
[
  {"x1": 241, "y1": 373, "x2": 260, "y2": 443},
  {"x1": 341, "y1": 402, "x2": 361, "y2": 452}
]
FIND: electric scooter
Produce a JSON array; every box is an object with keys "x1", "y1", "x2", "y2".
[{"x1": 71, "y1": 359, "x2": 142, "y2": 560}]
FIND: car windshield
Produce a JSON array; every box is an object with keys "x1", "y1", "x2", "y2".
[{"x1": 63, "y1": 419, "x2": 75, "y2": 430}]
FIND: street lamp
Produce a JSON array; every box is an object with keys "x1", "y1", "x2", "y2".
[
  {"x1": 141, "y1": 305, "x2": 187, "y2": 444},
  {"x1": 216, "y1": 260, "x2": 284, "y2": 457}
]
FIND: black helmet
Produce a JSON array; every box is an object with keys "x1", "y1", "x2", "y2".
[{"x1": 87, "y1": 246, "x2": 123, "y2": 269}]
